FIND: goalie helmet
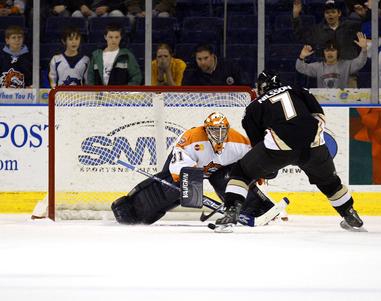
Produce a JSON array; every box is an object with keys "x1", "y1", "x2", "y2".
[
  {"x1": 204, "y1": 112, "x2": 230, "y2": 154},
  {"x1": 256, "y1": 70, "x2": 282, "y2": 95}
]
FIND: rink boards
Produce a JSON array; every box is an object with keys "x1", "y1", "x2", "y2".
[{"x1": 0, "y1": 103, "x2": 380, "y2": 215}]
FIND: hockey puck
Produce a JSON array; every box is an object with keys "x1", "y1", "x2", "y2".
[{"x1": 208, "y1": 223, "x2": 216, "y2": 230}]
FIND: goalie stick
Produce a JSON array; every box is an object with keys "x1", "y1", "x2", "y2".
[{"x1": 117, "y1": 159, "x2": 289, "y2": 227}]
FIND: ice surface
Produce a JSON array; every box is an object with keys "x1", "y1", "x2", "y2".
[{"x1": 1, "y1": 215, "x2": 381, "y2": 301}]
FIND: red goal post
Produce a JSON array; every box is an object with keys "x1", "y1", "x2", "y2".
[{"x1": 48, "y1": 86, "x2": 256, "y2": 220}]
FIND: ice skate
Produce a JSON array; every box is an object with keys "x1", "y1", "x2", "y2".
[
  {"x1": 340, "y1": 207, "x2": 367, "y2": 232},
  {"x1": 214, "y1": 203, "x2": 242, "y2": 233}
]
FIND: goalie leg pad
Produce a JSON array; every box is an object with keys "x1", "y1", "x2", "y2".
[{"x1": 111, "y1": 170, "x2": 180, "y2": 224}]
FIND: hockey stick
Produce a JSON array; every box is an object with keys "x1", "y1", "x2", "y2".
[
  {"x1": 199, "y1": 184, "x2": 274, "y2": 222},
  {"x1": 116, "y1": 159, "x2": 257, "y2": 227},
  {"x1": 200, "y1": 203, "x2": 223, "y2": 222}
]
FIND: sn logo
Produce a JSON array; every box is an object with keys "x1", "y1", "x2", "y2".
[{"x1": 78, "y1": 136, "x2": 178, "y2": 166}]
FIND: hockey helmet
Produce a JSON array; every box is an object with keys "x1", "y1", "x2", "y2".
[
  {"x1": 204, "y1": 112, "x2": 230, "y2": 153},
  {"x1": 256, "y1": 70, "x2": 282, "y2": 95}
]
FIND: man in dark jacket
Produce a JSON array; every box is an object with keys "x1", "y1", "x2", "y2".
[
  {"x1": 87, "y1": 24, "x2": 142, "y2": 85},
  {"x1": 182, "y1": 44, "x2": 247, "y2": 86}
]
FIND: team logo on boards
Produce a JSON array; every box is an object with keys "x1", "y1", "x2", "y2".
[{"x1": 78, "y1": 120, "x2": 185, "y2": 171}]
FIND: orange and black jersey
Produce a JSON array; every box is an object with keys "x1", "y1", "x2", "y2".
[
  {"x1": 243, "y1": 85, "x2": 325, "y2": 150},
  {"x1": 169, "y1": 126, "x2": 251, "y2": 182}
]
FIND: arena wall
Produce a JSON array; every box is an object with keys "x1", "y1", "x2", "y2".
[{"x1": 0, "y1": 88, "x2": 380, "y2": 215}]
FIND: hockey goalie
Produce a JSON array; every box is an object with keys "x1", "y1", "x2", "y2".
[{"x1": 111, "y1": 112, "x2": 280, "y2": 224}]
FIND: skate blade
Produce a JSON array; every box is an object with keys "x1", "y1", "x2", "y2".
[
  {"x1": 340, "y1": 220, "x2": 368, "y2": 232},
  {"x1": 214, "y1": 224, "x2": 234, "y2": 233}
]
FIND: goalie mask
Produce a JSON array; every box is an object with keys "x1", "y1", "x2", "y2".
[
  {"x1": 204, "y1": 112, "x2": 230, "y2": 154},
  {"x1": 256, "y1": 70, "x2": 282, "y2": 95}
]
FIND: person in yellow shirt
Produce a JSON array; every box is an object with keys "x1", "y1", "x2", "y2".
[{"x1": 151, "y1": 43, "x2": 186, "y2": 86}]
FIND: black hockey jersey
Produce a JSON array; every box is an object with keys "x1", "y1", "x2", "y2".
[
  {"x1": 242, "y1": 85, "x2": 325, "y2": 150},
  {"x1": 0, "y1": 45, "x2": 32, "y2": 88}
]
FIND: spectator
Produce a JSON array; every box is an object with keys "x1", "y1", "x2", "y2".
[
  {"x1": 48, "y1": 27, "x2": 90, "y2": 88},
  {"x1": 296, "y1": 32, "x2": 367, "y2": 88},
  {"x1": 125, "y1": 0, "x2": 176, "y2": 24},
  {"x1": 0, "y1": 25, "x2": 31, "y2": 88},
  {"x1": 182, "y1": 44, "x2": 246, "y2": 86},
  {"x1": 151, "y1": 43, "x2": 186, "y2": 86},
  {"x1": 0, "y1": 0, "x2": 25, "y2": 16},
  {"x1": 87, "y1": 24, "x2": 142, "y2": 85},
  {"x1": 292, "y1": 0, "x2": 362, "y2": 61},
  {"x1": 50, "y1": 1, "x2": 125, "y2": 17}
]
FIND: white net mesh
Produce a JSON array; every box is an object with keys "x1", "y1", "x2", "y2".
[{"x1": 51, "y1": 88, "x2": 252, "y2": 220}]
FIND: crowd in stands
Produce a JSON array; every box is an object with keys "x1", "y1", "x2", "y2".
[{"x1": 0, "y1": 0, "x2": 379, "y2": 89}]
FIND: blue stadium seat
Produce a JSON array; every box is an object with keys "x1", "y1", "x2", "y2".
[
  {"x1": 179, "y1": 30, "x2": 220, "y2": 47},
  {"x1": 132, "y1": 30, "x2": 176, "y2": 46},
  {"x1": 88, "y1": 17, "x2": 130, "y2": 34},
  {"x1": 128, "y1": 43, "x2": 159, "y2": 61},
  {"x1": 226, "y1": 44, "x2": 257, "y2": 60},
  {"x1": 135, "y1": 17, "x2": 178, "y2": 32},
  {"x1": 278, "y1": 72, "x2": 296, "y2": 86},
  {"x1": 176, "y1": 0, "x2": 213, "y2": 18},
  {"x1": 267, "y1": 58, "x2": 296, "y2": 72},
  {"x1": 174, "y1": 43, "x2": 197, "y2": 63},
  {"x1": 273, "y1": 14, "x2": 315, "y2": 31},
  {"x1": 270, "y1": 29, "x2": 299, "y2": 44},
  {"x1": 357, "y1": 72, "x2": 371, "y2": 88},
  {"x1": 213, "y1": 0, "x2": 256, "y2": 17},
  {"x1": 182, "y1": 17, "x2": 223, "y2": 33},
  {"x1": 227, "y1": 14, "x2": 270, "y2": 30},
  {"x1": 40, "y1": 43, "x2": 64, "y2": 61},
  {"x1": 228, "y1": 14, "x2": 257, "y2": 28},
  {"x1": 227, "y1": 28, "x2": 257, "y2": 44},
  {"x1": 0, "y1": 16, "x2": 25, "y2": 30},
  {"x1": 80, "y1": 43, "x2": 99, "y2": 56},
  {"x1": 269, "y1": 44, "x2": 303, "y2": 59},
  {"x1": 231, "y1": 57, "x2": 257, "y2": 85},
  {"x1": 361, "y1": 59, "x2": 371, "y2": 72},
  {"x1": 128, "y1": 43, "x2": 145, "y2": 60},
  {"x1": 45, "y1": 17, "x2": 87, "y2": 35}
]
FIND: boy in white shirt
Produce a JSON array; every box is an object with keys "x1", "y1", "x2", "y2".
[{"x1": 87, "y1": 24, "x2": 142, "y2": 85}]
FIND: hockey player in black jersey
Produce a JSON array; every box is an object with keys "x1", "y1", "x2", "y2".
[{"x1": 215, "y1": 70, "x2": 365, "y2": 232}]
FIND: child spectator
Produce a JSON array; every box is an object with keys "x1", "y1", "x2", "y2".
[
  {"x1": 0, "y1": 25, "x2": 31, "y2": 88},
  {"x1": 87, "y1": 24, "x2": 142, "y2": 85},
  {"x1": 292, "y1": 0, "x2": 362, "y2": 61},
  {"x1": 296, "y1": 32, "x2": 367, "y2": 88},
  {"x1": 48, "y1": 27, "x2": 90, "y2": 88},
  {"x1": 151, "y1": 43, "x2": 186, "y2": 86},
  {"x1": 0, "y1": 0, "x2": 25, "y2": 16}
]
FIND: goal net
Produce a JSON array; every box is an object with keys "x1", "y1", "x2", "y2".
[{"x1": 48, "y1": 86, "x2": 254, "y2": 220}]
